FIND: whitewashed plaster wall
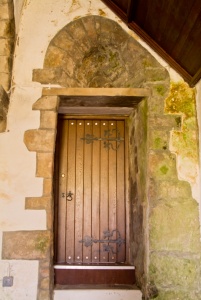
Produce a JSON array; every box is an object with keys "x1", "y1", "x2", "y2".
[{"x1": 0, "y1": 0, "x2": 200, "y2": 299}]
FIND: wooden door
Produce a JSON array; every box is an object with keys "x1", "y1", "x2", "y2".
[{"x1": 54, "y1": 116, "x2": 132, "y2": 285}]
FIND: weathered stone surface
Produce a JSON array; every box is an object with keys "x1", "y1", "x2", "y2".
[
  {"x1": 2, "y1": 231, "x2": 51, "y2": 259},
  {"x1": 43, "y1": 178, "x2": 53, "y2": 196},
  {"x1": 45, "y1": 45, "x2": 67, "y2": 68},
  {"x1": 149, "y1": 196, "x2": 201, "y2": 252},
  {"x1": 0, "y1": 19, "x2": 14, "y2": 37},
  {"x1": 0, "y1": 3, "x2": 14, "y2": 19},
  {"x1": 25, "y1": 196, "x2": 51, "y2": 210},
  {"x1": 81, "y1": 16, "x2": 98, "y2": 43},
  {"x1": 53, "y1": 30, "x2": 75, "y2": 52},
  {"x1": 149, "y1": 253, "x2": 200, "y2": 289},
  {"x1": 145, "y1": 67, "x2": 169, "y2": 82},
  {"x1": 40, "y1": 111, "x2": 57, "y2": 129},
  {"x1": 0, "y1": 84, "x2": 9, "y2": 131},
  {"x1": 36, "y1": 152, "x2": 54, "y2": 178},
  {"x1": 32, "y1": 68, "x2": 62, "y2": 84},
  {"x1": 0, "y1": 38, "x2": 13, "y2": 55},
  {"x1": 149, "y1": 130, "x2": 169, "y2": 150},
  {"x1": 147, "y1": 96, "x2": 165, "y2": 115},
  {"x1": 154, "y1": 290, "x2": 201, "y2": 300},
  {"x1": 0, "y1": 72, "x2": 10, "y2": 90},
  {"x1": 0, "y1": 55, "x2": 11, "y2": 72},
  {"x1": 149, "y1": 114, "x2": 180, "y2": 130},
  {"x1": 32, "y1": 95, "x2": 59, "y2": 111},
  {"x1": 149, "y1": 151, "x2": 177, "y2": 180},
  {"x1": 24, "y1": 129, "x2": 56, "y2": 152},
  {"x1": 34, "y1": 16, "x2": 169, "y2": 89},
  {"x1": 149, "y1": 179, "x2": 192, "y2": 203},
  {"x1": 37, "y1": 289, "x2": 51, "y2": 300},
  {"x1": 40, "y1": 277, "x2": 50, "y2": 289}
]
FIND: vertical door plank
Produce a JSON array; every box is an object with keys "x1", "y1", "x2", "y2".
[
  {"x1": 91, "y1": 120, "x2": 101, "y2": 263},
  {"x1": 66, "y1": 120, "x2": 76, "y2": 263},
  {"x1": 124, "y1": 121, "x2": 130, "y2": 263},
  {"x1": 108, "y1": 121, "x2": 117, "y2": 262},
  {"x1": 116, "y1": 120, "x2": 126, "y2": 263},
  {"x1": 83, "y1": 120, "x2": 92, "y2": 263},
  {"x1": 75, "y1": 120, "x2": 84, "y2": 263},
  {"x1": 100, "y1": 120, "x2": 109, "y2": 263},
  {"x1": 57, "y1": 119, "x2": 68, "y2": 263}
]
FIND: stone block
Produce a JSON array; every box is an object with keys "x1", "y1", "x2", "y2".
[
  {"x1": 147, "y1": 96, "x2": 165, "y2": 115},
  {"x1": 148, "y1": 151, "x2": 177, "y2": 180},
  {"x1": 0, "y1": 19, "x2": 14, "y2": 37},
  {"x1": 53, "y1": 30, "x2": 76, "y2": 53},
  {"x1": 37, "y1": 289, "x2": 51, "y2": 300},
  {"x1": 66, "y1": 18, "x2": 86, "y2": 42},
  {"x1": 24, "y1": 129, "x2": 56, "y2": 152},
  {"x1": 25, "y1": 196, "x2": 51, "y2": 210},
  {"x1": 149, "y1": 179, "x2": 193, "y2": 208},
  {"x1": 32, "y1": 68, "x2": 62, "y2": 84},
  {"x1": 0, "y1": 71, "x2": 11, "y2": 91},
  {"x1": 0, "y1": 83, "x2": 9, "y2": 107},
  {"x1": 0, "y1": 116, "x2": 6, "y2": 131},
  {"x1": 32, "y1": 95, "x2": 59, "y2": 111},
  {"x1": 43, "y1": 178, "x2": 53, "y2": 196},
  {"x1": 0, "y1": 3, "x2": 14, "y2": 19},
  {"x1": 155, "y1": 290, "x2": 201, "y2": 300},
  {"x1": 0, "y1": 38, "x2": 13, "y2": 55},
  {"x1": 149, "y1": 253, "x2": 199, "y2": 290},
  {"x1": 0, "y1": 55, "x2": 11, "y2": 72},
  {"x1": 40, "y1": 277, "x2": 50, "y2": 289},
  {"x1": 2, "y1": 231, "x2": 51, "y2": 260},
  {"x1": 44, "y1": 45, "x2": 67, "y2": 69},
  {"x1": 36, "y1": 152, "x2": 54, "y2": 178},
  {"x1": 149, "y1": 114, "x2": 180, "y2": 130},
  {"x1": 149, "y1": 130, "x2": 169, "y2": 150},
  {"x1": 0, "y1": 0, "x2": 13, "y2": 5},
  {"x1": 149, "y1": 197, "x2": 201, "y2": 252},
  {"x1": 82, "y1": 16, "x2": 98, "y2": 43},
  {"x1": 61, "y1": 55, "x2": 75, "y2": 77},
  {"x1": 145, "y1": 67, "x2": 169, "y2": 82},
  {"x1": 150, "y1": 82, "x2": 170, "y2": 99},
  {"x1": 0, "y1": 84, "x2": 9, "y2": 131},
  {"x1": 40, "y1": 110, "x2": 57, "y2": 129}
]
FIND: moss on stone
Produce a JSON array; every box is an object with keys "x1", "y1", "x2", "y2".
[
  {"x1": 156, "y1": 84, "x2": 166, "y2": 96},
  {"x1": 160, "y1": 165, "x2": 169, "y2": 175},
  {"x1": 35, "y1": 235, "x2": 49, "y2": 254},
  {"x1": 165, "y1": 82, "x2": 195, "y2": 118},
  {"x1": 149, "y1": 253, "x2": 199, "y2": 289}
]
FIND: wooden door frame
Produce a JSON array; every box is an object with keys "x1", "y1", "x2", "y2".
[{"x1": 43, "y1": 88, "x2": 150, "y2": 285}]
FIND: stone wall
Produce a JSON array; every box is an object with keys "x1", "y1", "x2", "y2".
[
  {"x1": 0, "y1": 0, "x2": 15, "y2": 132},
  {"x1": 0, "y1": 0, "x2": 15, "y2": 91}
]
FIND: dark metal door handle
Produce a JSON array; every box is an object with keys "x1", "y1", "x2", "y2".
[{"x1": 66, "y1": 191, "x2": 73, "y2": 201}]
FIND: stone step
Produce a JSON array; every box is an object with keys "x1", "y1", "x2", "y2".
[{"x1": 54, "y1": 287, "x2": 142, "y2": 300}]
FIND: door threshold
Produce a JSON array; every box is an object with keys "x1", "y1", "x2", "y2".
[
  {"x1": 54, "y1": 264, "x2": 135, "y2": 270},
  {"x1": 54, "y1": 287, "x2": 142, "y2": 300}
]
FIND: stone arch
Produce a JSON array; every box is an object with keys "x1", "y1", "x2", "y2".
[
  {"x1": 23, "y1": 15, "x2": 172, "y2": 299},
  {"x1": 33, "y1": 15, "x2": 169, "y2": 89}
]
